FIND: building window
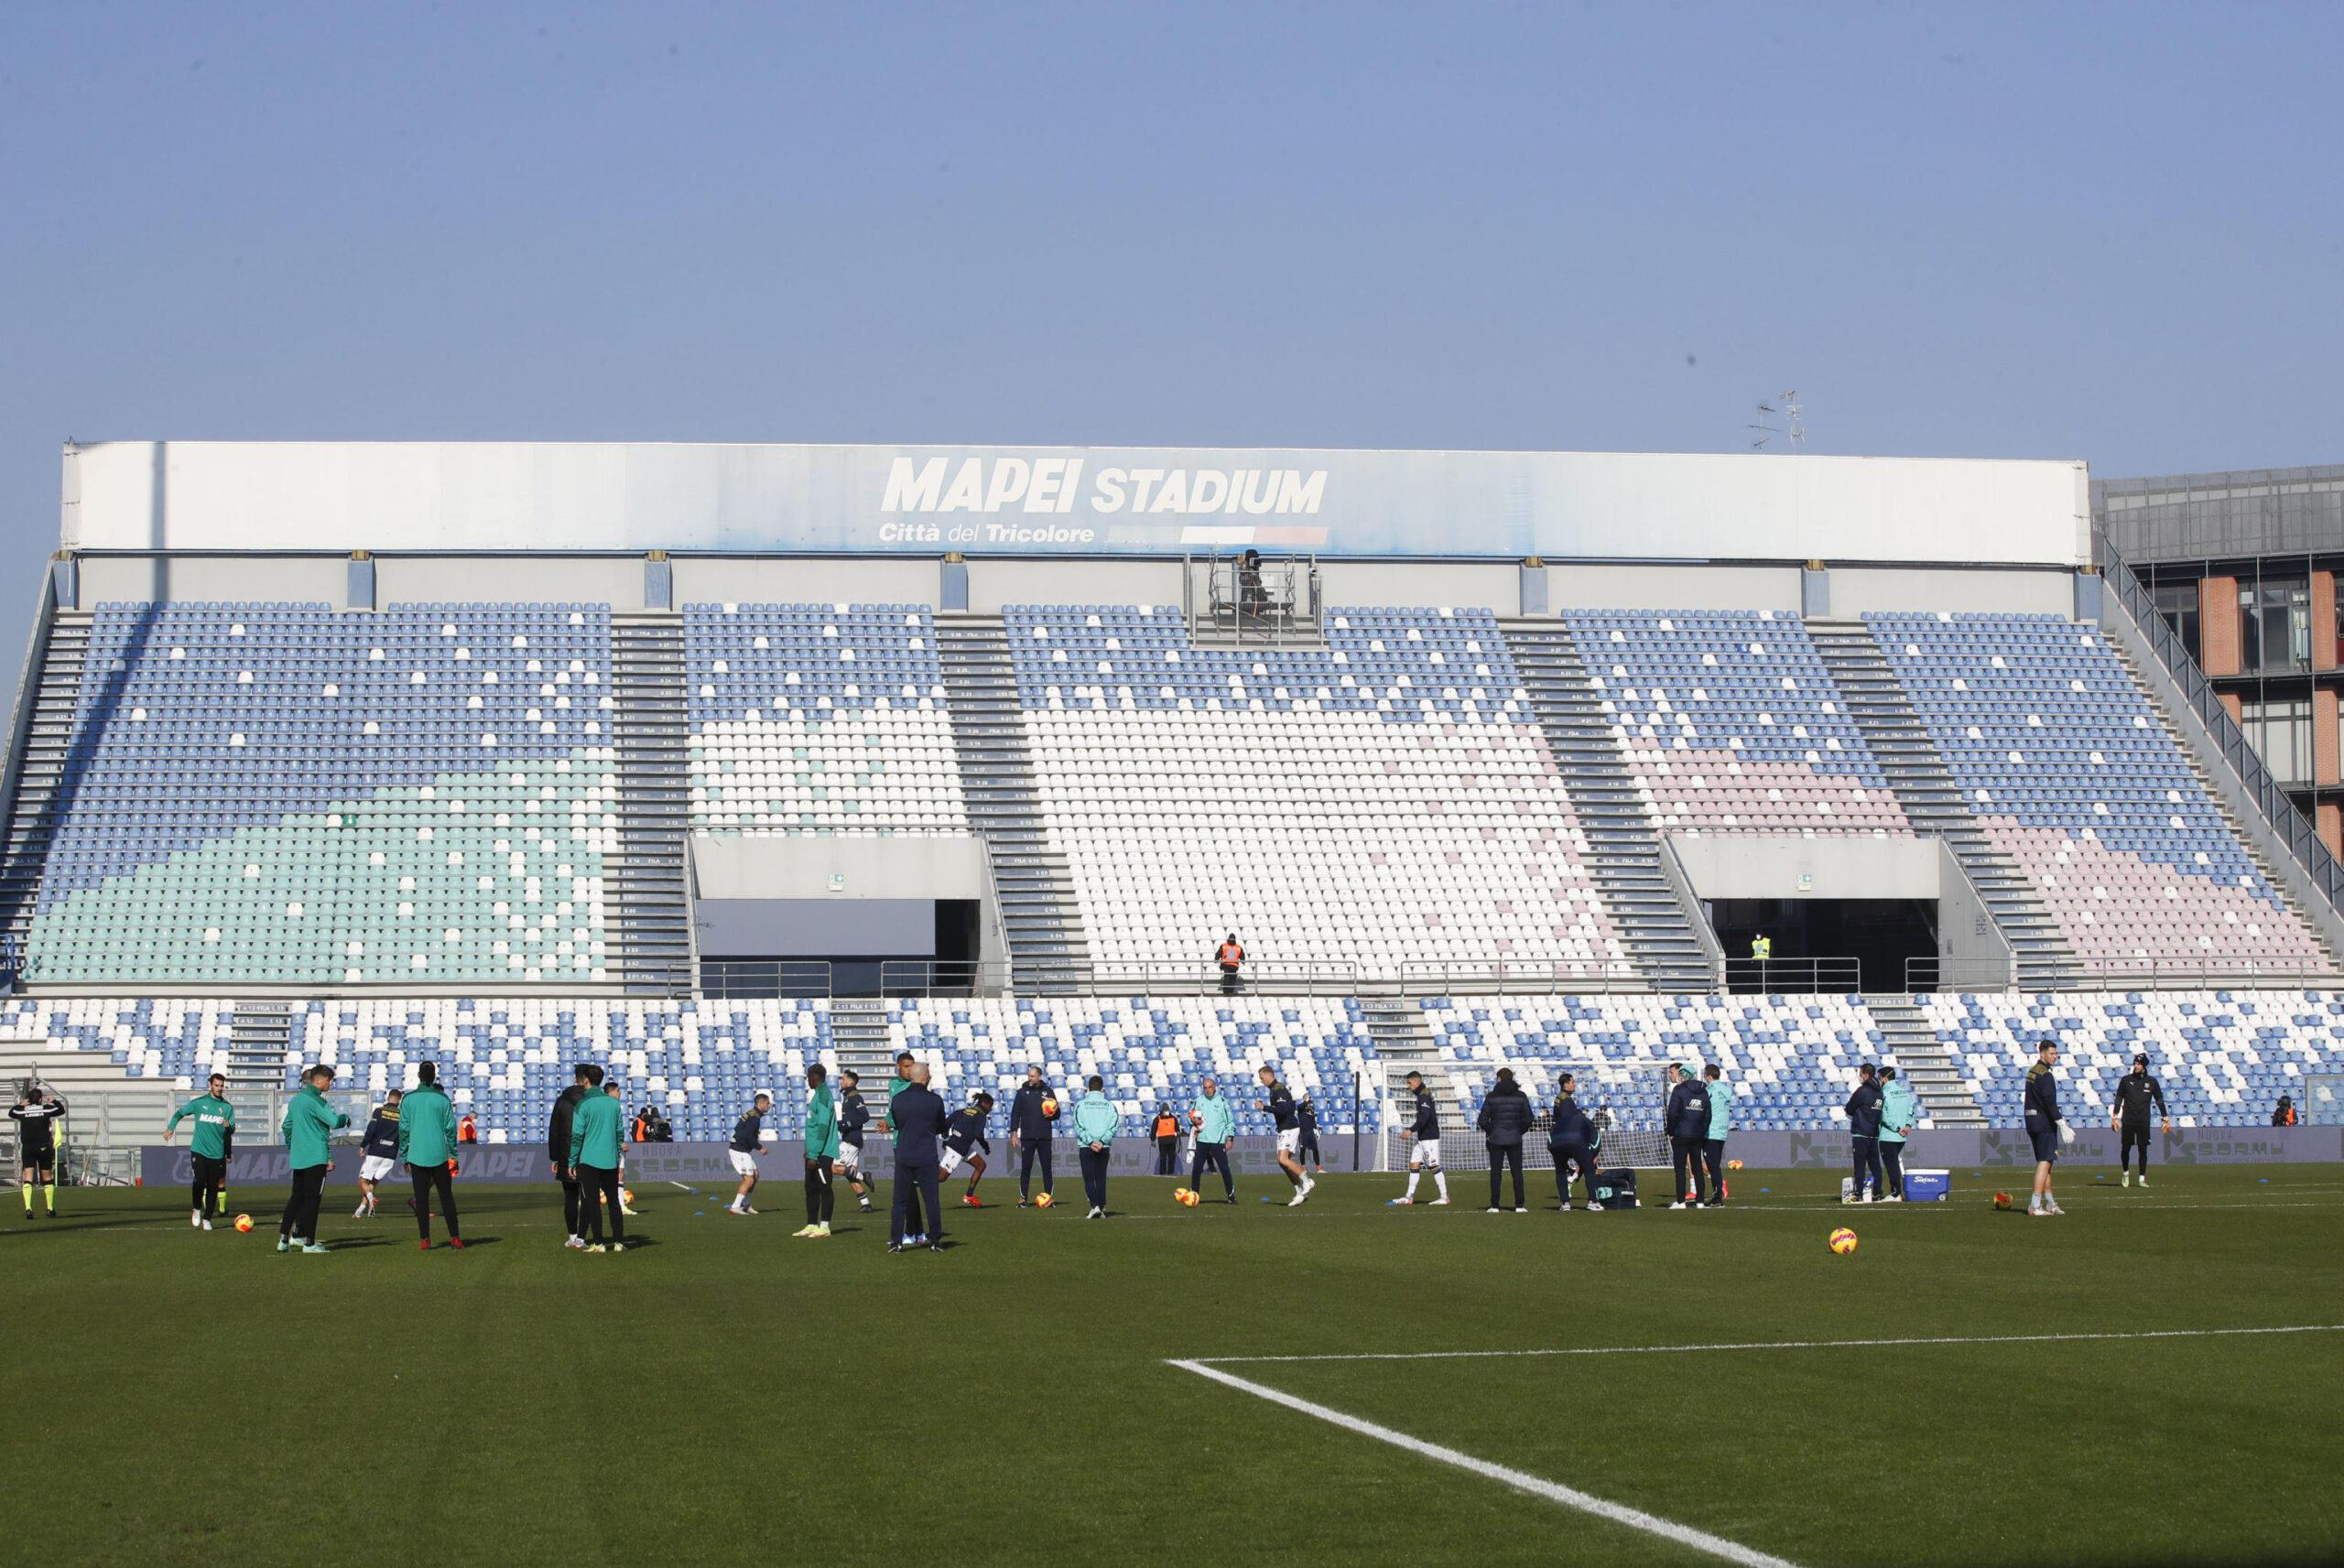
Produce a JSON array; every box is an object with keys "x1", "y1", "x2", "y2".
[
  {"x1": 2154, "y1": 580, "x2": 2200, "y2": 663},
  {"x1": 2245, "y1": 577, "x2": 2310, "y2": 674},
  {"x1": 2241, "y1": 697, "x2": 2312, "y2": 785}
]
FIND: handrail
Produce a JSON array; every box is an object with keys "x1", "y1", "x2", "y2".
[
  {"x1": 1907, "y1": 952, "x2": 2339, "y2": 995},
  {"x1": 1719, "y1": 956, "x2": 1862, "y2": 995},
  {"x1": 2096, "y1": 533, "x2": 2344, "y2": 923},
  {"x1": 1393, "y1": 959, "x2": 1646, "y2": 996}
]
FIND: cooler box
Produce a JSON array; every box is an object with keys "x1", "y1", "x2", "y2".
[
  {"x1": 1593, "y1": 1169, "x2": 1638, "y2": 1210},
  {"x1": 1903, "y1": 1168, "x2": 1950, "y2": 1202}
]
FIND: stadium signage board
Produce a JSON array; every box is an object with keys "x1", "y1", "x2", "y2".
[{"x1": 66, "y1": 441, "x2": 2090, "y2": 565}]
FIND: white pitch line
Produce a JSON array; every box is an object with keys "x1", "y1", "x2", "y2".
[
  {"x1": 1188, "y1": 1323, "x2": 2344, "y2": 1366},
  {"x1": 1170, "y1": 1357, "x2": 1801, "y2": 1568}
]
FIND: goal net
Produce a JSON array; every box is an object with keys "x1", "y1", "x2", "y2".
[{"x1": 1378, "y1": 1059, "x2": 1674, "y2": 1172}]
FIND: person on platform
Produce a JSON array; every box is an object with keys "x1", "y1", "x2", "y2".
[
  {"x1": 162, "y1": 1073, "x2": 237, "y2": 1230},
  {"x1": 1215, "y1": 934, "x2": 1245, "y2": 996}
]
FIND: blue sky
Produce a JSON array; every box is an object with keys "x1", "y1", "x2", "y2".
[{"x1": 1, "y1": 3, "x2": 2338, "y2": 652}]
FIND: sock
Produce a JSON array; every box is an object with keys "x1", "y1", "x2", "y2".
[
  {"x1": 1434, "y1": 1171, "x2": 1449, "y2": 1200},
  {"x1": 1404, "y1": 1171, "x2": 1420, "y2": 1198},
  {"x1": 18, "y1": 1188, "x2": 27, "y2": 1213},
  {"x1": 218, "y1": 1191, "x2": 231, "y2": 1214},
  {"x1": 43, "y1": 1184, "x2": 55, "y2": 1213}
]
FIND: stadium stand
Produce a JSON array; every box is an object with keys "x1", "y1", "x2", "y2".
[
  {"x1": 1867, "y1": 612, "x2": 2328, "y2": 972},
  {"x1": 1002, "y1": 603, "x2": 1625, "y2": 981},
  {"x1": 684, "y1": 603, "x2": 967, "y2": 835},
  {"x1": 1563, "y1": 611, "x2": 1905, "y2": 836},
  {"x1": 22, "y1": 603, "x2": 615, "y2": 987},
  {"x1": 1925, "y1": 989, "x2": 2343, "y2": 1129}
]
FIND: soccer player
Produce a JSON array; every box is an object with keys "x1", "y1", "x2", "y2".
[
  {"x1": 1666, "y1": 1064, "x2": 1711, "y2": 1208},
  {"x1": 798, "y1": 1065, "x2": 838, "y2": 1238},
  {"x1": 1546, "y1": 1073, "x2": 1601, "y2": 1214},
  {"x1": 837, "y1": 1070, "x2": 877, "y2": 1213},
  {"x1": 1255, "y1": 1065, "x2": 1313, "y2": 1206},
  {"x1": 569, "y1": 1064, "x2": 628, "y2": 1251},
  {"x1": 1188, "y1": 1077, "x2": 1237, "y2": 1203},
  {"x1": 603, "y1": 1081, "x2": 639, "y2": 1215},
  {"x1": 353, "y1": 1089, "x2": 402, "y2": 1218},
  {"x1": 1876, "y1": 1066, "x2": 1916, "y2": 1202},
  {"x1": 1009, "y1": 1064, "x2": 1058, "y2": 1207},
  {"x1": 399, "y1": 1063, "x2": 464, "y2": 1250},
  {"x1": 2111, "y1": 1053, "x2": 2170, "y2": 1188},
  {"x1": 941, "y1": 1091, "x2": 994, "y2": 1206},
  {"x1": 1296, "y1": 1093, "x2": 1323, "y2": 1173},
  {"x1": 162, "y1": 1073, "x2": 236, "y2": 1229},
  {"x1": 727, "y1": 1091, "x2": 772, "y2": 1216},
  {"x1": 277, "y1": 1064, "x2": 350, "y2": 1253},
  {"x1": 2024, "y1": 1040, "x2": 2066, "y2": 1217},
  {"x1": 884, "y1": 1051, "x2": 927, "y2": 1240},
  {"x1": 548, "y1": 1063, "x2": 594, "y2": 1249},
  {"x1": 1073, "y1": 1075, "x2": 1120, "y2": 1217},
  {"x1": 1841, "y1": 1063, "x2": 1884, "y2": 1206},
  {"x1": 10, "y1": 1085, "x2": 64, "y2": 1218},
  {"x1": 1700, "y1": 1065, "x2": 1733, "y2": 1206},
  {"x1": 1390, "y1": 1069, "x2": 1449, "y2": 1206}
]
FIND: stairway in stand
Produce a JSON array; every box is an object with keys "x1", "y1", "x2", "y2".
[
  {"x1": 1496, "y1": 622, "x2": 1709, "y2": 989},
  {"x1": 0, "y1": 611, "x2": 90, "y2": 972},
  {"x1": 934, "y1": 613, "x2": 1092, "y2": 991},
  {"x1": 829, "y1": 998, "x2": 895, "y2": 1090},
  {"x1": 608, "y1": 614, "x2": 694, "y2": 994},
  {"x1": 1868, "y1": 995, "x2": 1986, "y2": 1128},
  {"x1": 225, "y1": 1000, "x2": 296, "y2": 1129},
  {"x1": 1807, "y1": 618, "x2": 2078, "y2": 990}
]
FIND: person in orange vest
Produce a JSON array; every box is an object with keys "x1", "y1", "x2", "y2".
[
  {"x1": 1150, "y1": 1103, "x2": 1181, "y2": 1175},
  {"x1": 2272, "y1": 1095, "x2": 2297, "y2": 1127},
  {"x1": 632, "y1": 1108, "x2": 653, "y2": 1144},
  {"x1": 1215, "y1": 934, "x2": 1244, "y2": 995},
  {"x1": 456, "y1": 1112, "x2": 479, "y2": 1145}
]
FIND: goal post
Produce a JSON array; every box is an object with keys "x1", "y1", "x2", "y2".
[{"x1": 1378, "y1": 1058, "x2": 1674, "y2": 1173}]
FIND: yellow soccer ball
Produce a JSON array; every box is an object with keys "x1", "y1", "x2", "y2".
[
  {"x1": 1184, "y1": 1188, "x2": 1203, "y2": 1207},
  {"x1": 1172, "y1": 1186, "x2": 1191, "y2": 1205},
  {"x1": 233, "y1": 1214, "x2": 255, "y2": 1233},
  {"x1": 1041, "y1": 1098, "x2": 1059, "y2": 1119},
  {"x1": 621, "y1": 1188, "x2": 635, "y2": 1206},
  {"x1": 1034, "y1": 1191, "x2": 1055, "y2": 1209},
  {"x1": 1726, "y1": 1159, "x2": 1744, "y2": 1171},
  {"x1": 1828, "y1": 1227, "x2": 1859, "y2": 1256}
]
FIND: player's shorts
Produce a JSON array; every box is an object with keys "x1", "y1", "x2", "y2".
[
  {"x1": 1408, "y1": 1138, "x2": 1442, "y2": 1169},
  {"x1": 1275, "y1": 1128, "x2": 1300, "y2": 1156},
  {"x1": 2028, "y1": 1126, "x2": 2059, "y2": 1163},
  {"x1": 728, "y1": 1149, "x2": 761, "y2": 1176},
  {"x1": 359, "y1": 1154, "x2": 397, "y2": 1182},
  {"x1": 835, "y1": 1141, "x2": 863, "y2": 1173},
  {"x1": 939, "y1": 1146, "x2": 974, "y2": 1176},
  {"x1": 18, "y1": 1145, "x2": 54, "y2": 1170}
]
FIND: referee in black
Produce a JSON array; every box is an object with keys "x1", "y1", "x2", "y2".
[{"x1": 2110, "y1": 1053, "x2": 2171, "y2": 1189}]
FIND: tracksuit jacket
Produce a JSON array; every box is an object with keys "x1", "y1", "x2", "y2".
[
  {"x1": 397, "y1": 1085, "x2": 458, "y2": 1166},
  {"x1": 279, "y1": 1085, "x2": 351, "y2": 1171},
  {"x1": 168, "y1": 1094, "x2": 238, "y2": 1162}
]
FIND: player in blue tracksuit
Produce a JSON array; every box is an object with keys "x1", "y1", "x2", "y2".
[
  {"x1": 942, "y1": 1093, "x2": 994, "y2": 1207},
  {"x1": 1665, "y1": 1065, "x2": 1711, "y2": 1207},
  {"x1": 1256, "y1": 1065, "x2": 1313, "y2": 1205},
  {"x1": 1843, "y1": 1064, "x2": 1884, "y2": 1204},
  {"x1": 836, "y1": 1071, "x2": 877, "y2": 1213},
  {"x1": 2024, "y1": 1040, "x2": 2066, "y2": 1217},
  {"x1": 1009, "y1": 1067, "x2": 1058, "y2": 1206}
]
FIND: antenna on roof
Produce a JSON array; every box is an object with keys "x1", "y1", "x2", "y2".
[{"x1": 1748, "y1": 390, "x2": 1805, "y2": 452}]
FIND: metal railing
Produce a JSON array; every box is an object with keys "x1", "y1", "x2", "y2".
[
  {"x1": 1185, "y1": 551, "x2": 1323, "y2": 645},
  {"x1": 1389, "y1": 959, "x2": 1647, "y2": 996},
  {"x1": 2096, "y1": 533, "x2": 2344, "y2": 924},
  {"x1": 1907, "y1": 953, "x2": 2339, "y2": 995},
  {"x1": 882, "y1": 957, "x2": 1365, "y2": 999},
  {"x1": 1719, "y1": 957, "x2": 1862, "y2": 995}
]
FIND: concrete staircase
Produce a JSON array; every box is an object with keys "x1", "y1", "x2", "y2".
[
  {"x1": 608, "y1": 614, "x2": 695, "y2": 994},
  {"x1": 1497, "y1": 622, "x2": 1709, "y2": 989},
  {"x1": 225, "y1": 1000, "x2": 296, "y2": 1130},
  {"x1": 1356, "y1": 996, "x2": 1466, "y2": 1163},
  {"x1": 934, "y1": 613, "x2": 1092, "y2": 990},
  {"x1": 1807, "y1": 618, "x2": 2077, "y2": 989},
  {"x1": 1868, "y1": 995, "x2": 1985, "y2": 1128},
  {"x1": 829, "y1": 997, "x2": 895, "y2": 1090},
  {"x1": 0, "y1": 611, "x2": 89, "y2": 968}
]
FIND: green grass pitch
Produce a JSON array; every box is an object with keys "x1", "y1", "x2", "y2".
[{"x1": 7, "y1": 1163, "x2": 2339, "y2": 1566}]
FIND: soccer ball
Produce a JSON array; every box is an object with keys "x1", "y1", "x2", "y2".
[
  {"x1": 1034, "y1": 1191, "x2": 1055, "y2": 1208},
  {"x1": 1726, "y1": 1159, "x2": 1744, "y2": 1171},
  {"x1": 621, "y1": 1188, "x2": 635, "y2": 1206},
  {"x1": 233, "y1": 1214, "x2": 254, "y2": 1233},
  {"x1": 1041, "y1": 1098, "x2": 1058, "y2": 1119},
  {"x1": 1172, "y1": 1186, "x2": 1191, "y2": 1205},
  {"x1": 1183, "y1": 1189, "x2": 1202, "y2": 1207},
  {"x1": 1992, "y1": 1192, "x2": 2015, "y2": 1211},
  {"x1": 1828, "y1": 1227, "x2": 1859, "y2": 1256}
]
